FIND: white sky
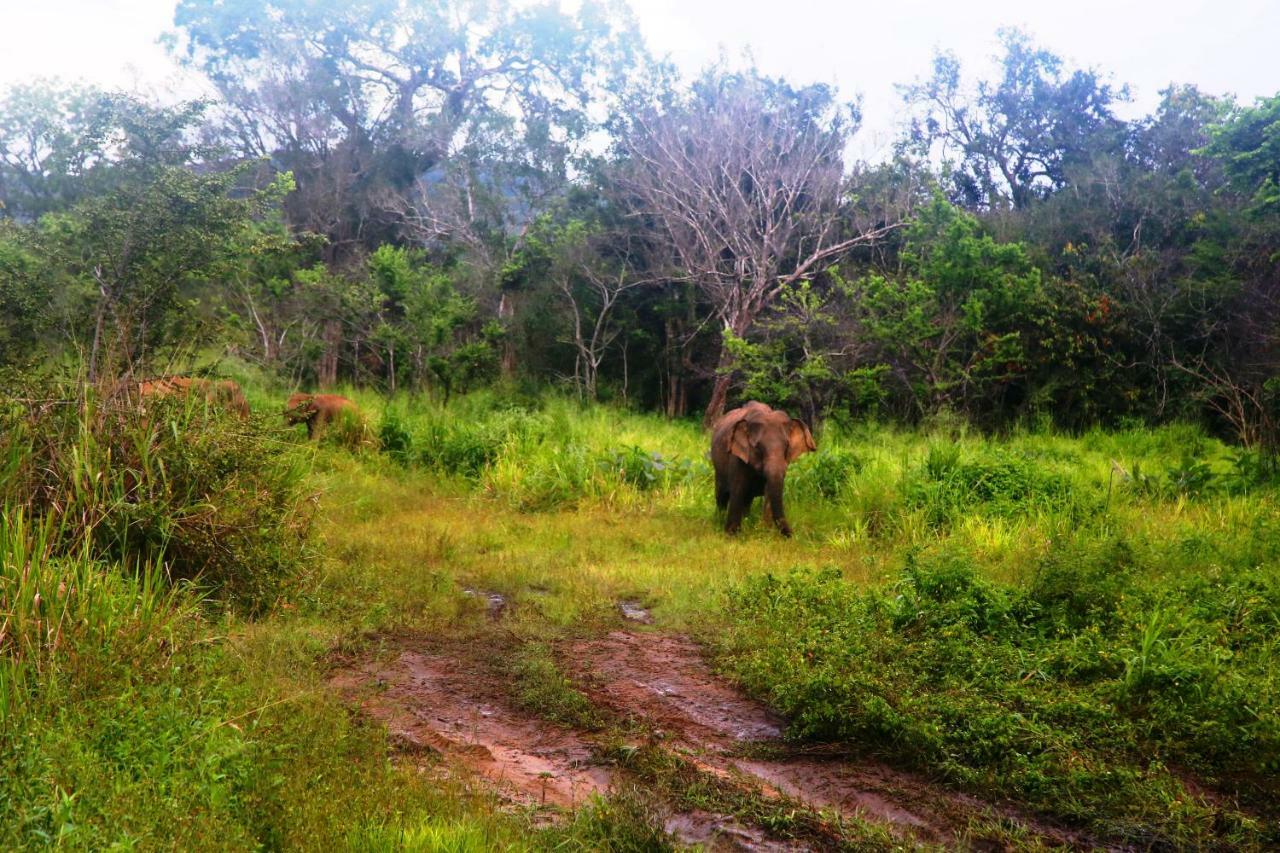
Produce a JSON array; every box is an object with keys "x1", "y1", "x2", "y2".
[{"x1": 1, "y1": 0, "x2": 1277, "y2": 160}]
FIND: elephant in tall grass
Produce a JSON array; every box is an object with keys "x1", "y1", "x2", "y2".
[
  {"x1": 284, "y1": 392, "x2": 358, "y2": 439},
  {"x1": 710, "y1": 401, "x2": 815, "y2": 536},
  {"x1": 137, "y1": 377, "x2": 250, "y2": 418}
]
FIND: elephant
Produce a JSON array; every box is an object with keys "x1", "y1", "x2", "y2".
[
  {"x1": 284, "y1": 392, "x2": 357, "y2": 439},
  {"x1": 710, "y1": 401, "x2": 815, "y2": 537},
  {"x1": 137, "y1": 377, "x2": 250, "y2": 419}
]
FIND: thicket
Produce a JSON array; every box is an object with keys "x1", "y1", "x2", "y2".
[
  {"x1": 0, "y1": 382, "x2": 311, "y2": 610},
  {"x1": 0, "y1": 9, "x2": 1277, "y2": 445},
  {"x1": 722, "y1": 549, "x2": 1280, "y2": 847}
]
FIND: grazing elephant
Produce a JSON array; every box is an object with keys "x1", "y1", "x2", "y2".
[
  {"x1": 137, "y1": 377, "x2": 250, "y2": 419},
  {"x1": 710, "y1": 401, "x2": 815, "y2": 537},
  {"x1": 284, "y1": 392, "x2": 357, "y2": 439}
]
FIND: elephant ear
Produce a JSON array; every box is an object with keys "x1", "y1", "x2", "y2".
[
  {"x1": 787, "y1": 419, "x2": 816, "y2": 462},
  {"x1": 728, "y1": 419, "x2": 753, "y2": 465}
]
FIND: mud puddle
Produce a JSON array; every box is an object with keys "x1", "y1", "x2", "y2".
[
  {"x1": 331, "y1": 647, "x2": 608, "y2": 809},
  {"x1": 664, "y1": 810, "x2": 807, "y2": 851},
  {"x1": 618, "y1": 600, "x2": 654, "y2": 624},
  {"x1": 569, "y1": 631, "x2": 1089, "y2": 848},
  {"x1": 461, "y1": 587, "x2": 508, "y2": 618}
]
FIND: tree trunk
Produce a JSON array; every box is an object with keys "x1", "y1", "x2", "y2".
[
  {"x1": 664, "y1": 316, "x2": 687, "y2": 418},
  {"x1": 319, "y1": 319, "x2": 342, "y2": 388},
  {"x1": 703, "y1": 312, "x2": 752, "y2": 427},
  {"x1": 498, "y1": 291, "x2": 517, "y2": 377},
  {"x1": 704, "y1": 370, "x2": 732, "y2": 428}
]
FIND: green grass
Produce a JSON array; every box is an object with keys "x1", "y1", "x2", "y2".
[{"x1": 5, "y1": 374, "x2": 1280, "y2": 847}]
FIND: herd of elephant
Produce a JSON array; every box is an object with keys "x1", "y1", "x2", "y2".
[
  {"x1": 136, "y1": 377, "x2": 357, "y2": 440},
  {"x1": 138, "y1": 379, "x2": 815, "y2": 536}
]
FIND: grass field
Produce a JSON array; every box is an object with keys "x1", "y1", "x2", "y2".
[{"x1": 3, "y1": 377, "x2": 1278, "y2": 849}]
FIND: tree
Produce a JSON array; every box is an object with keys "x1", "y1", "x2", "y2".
[
  {"x1": 1204, "y1": 94, "x2": 1280, "y2": 214},
  {"x1": 171, "y1": 0, "x2": 640, "y2": 258},
  {"x1": 0, "y1": 80, "x2": 113, "y2": 220},
  {"x1": 903, "y1": 29, "x2": 1127, "y2": 210},
  {"x1": 616, "y1": 66, "x2": 900, "y2": 424},
  {"x1": 34, "y1": 97, "x2": 289, "y2": 382},
  {"x1": 854, "y1": 198, "x2": 1047, "y2": 419}
]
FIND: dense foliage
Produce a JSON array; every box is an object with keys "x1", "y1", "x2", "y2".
[
  {"x1": 0, "y1": 4, "x2": 1275, "y2": 442},
  {"x1": 2, "y1": 2, "x2": 1279, "y2": 847}
]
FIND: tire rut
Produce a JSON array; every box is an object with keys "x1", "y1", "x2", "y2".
[
  {"x1": 331, "y1": 648, "x2": 610, "y2": 810},
  {"x1": 332, "y1": 631, "x2": 1101, "y2": 850},
  {"x1": 567, "y1": 631, "x2": 1098, "y2": 850}
]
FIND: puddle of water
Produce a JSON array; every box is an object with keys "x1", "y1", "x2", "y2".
[
  {"x1": 462, "y1": 587, "x2": 508, "y2": 618},
  {"x1": 618, "y1": 601, "x2": 653, "y2": 624},
  {"x1": 664, "y1": 810, "x2": 807, "y2": 851}
]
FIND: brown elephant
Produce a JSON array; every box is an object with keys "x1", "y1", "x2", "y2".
[
  {"x1": 710, "y1": 401, "x2": 815, "y2": 537},
  {"x1": 137, "y1": 377, "x2": 250, "y2": 419},
  {"x1": 284, "y1": 392, "x2": 357, "y2": 439}
]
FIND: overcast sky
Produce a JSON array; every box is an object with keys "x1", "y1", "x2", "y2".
[{"x1": 2, "y1": 0, "x2": 1277, "y2": 160}]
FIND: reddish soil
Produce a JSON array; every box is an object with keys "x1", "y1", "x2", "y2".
[
  {"x1": 333, "y1": 629, "x2": 1102, "y2": 850},
  {"x1": 568, "y1": 631, "x2": 1096, "y2": 849},
  {"x1": 331, "y1": 647, "x2": 609, "y2": 809}
]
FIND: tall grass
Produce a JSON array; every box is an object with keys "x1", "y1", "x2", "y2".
[
  {"x1": 0, "y1": 508, "x2": 177, "y2": 727},
  {"x1": 0, "y1": 383, "x2": 312, "y2": 609}
]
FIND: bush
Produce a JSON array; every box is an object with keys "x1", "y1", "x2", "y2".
[
  {"x1": 598, "y1": 446, "x2": 698, "y2": 491},
  {"x1": 720, "y1": 549, "x2": 1280, "y2": 846},
  {"x1": 0, "y1": 383, "x2": 312, "y2": 610},
  {"x1": 905, "y1": 445, "x2": 1082, "y2": 526},
  {"x1": 790, "y1": 447, "x2": 863, "y2": 499},
  {"x1": 378, "y1": 410, "x2": 413, "y2": 465}
]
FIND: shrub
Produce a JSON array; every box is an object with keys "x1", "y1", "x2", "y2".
[
  {"x1": 0, "y1": 383, "x2": 312, "y2": 610},
  {"x1": 720, "y1": 551, "x2": 1280, "y2": 846},
  {"x1": 790, "y1": 447, "x2": 863, "y2": 499},
  {"x1": 598, "y1": 446, "x2": 697, "y2": 491},
  {"x1": 905, "y1": 445, "x2": 1080, "y2": 526},
  {"x1": 378, "y1": 410, "x2": 413, "y2": 465}
]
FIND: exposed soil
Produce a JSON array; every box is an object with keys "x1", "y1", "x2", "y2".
[
  {"x1": 331, "y1": 646, "x2": 608, "y2": 809},
  {"x1": 567, "y1": 631, "x2": 1099, "y2": 850},
  {"x1": 333, "y1": 629, "x2": 1103, "y2": 850}
]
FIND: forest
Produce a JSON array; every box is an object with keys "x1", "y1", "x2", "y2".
[{"x1": 1, "y1": 0, "x2": 1279, "y2": 849}]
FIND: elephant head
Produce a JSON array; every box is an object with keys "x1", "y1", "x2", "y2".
[
  {"x1": 284, "y1": 392, "x2": 357, "y2": 439},
  {"x1": 713, "y1": 402, "x2": 815, "y2": 536}
]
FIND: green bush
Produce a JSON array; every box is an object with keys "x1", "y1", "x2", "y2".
[
  {"x1": 905, "y1": 445, "x2": 1083, "y2": 525},
  {"x1": 0, "y1": 383, "x2": 312, "y2": 610},
  {"x1": 720, "y1": 548, "x2": 1279, "y2": 846},
  {"x1": 598, "y1": 446, "x2": 698, "y2": 491},
  {"x1": 790, "y1": 447, "x2": 863, "y2": 499}
]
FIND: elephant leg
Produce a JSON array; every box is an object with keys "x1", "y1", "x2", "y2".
[
  {"x1": 725, "y1": 489, "x2": 750, "y2": 534},
  {"x1": 715, "y1": 472, "x2": 730, "y2": 511},
  {"x1": 305, "y1": 416, "x2": 316, "y2": 440}
]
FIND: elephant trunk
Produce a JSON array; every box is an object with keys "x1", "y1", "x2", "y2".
[{"x1": 764, "y1": 462, "x2": 791, "y2": 537}]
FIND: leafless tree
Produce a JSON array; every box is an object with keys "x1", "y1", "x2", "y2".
[
  {"x1": 616, "y1": 68, "x2": 902, "y2": 424},
  {"x1": 548, "y1": 225, "x2": 656, "y2": 400}
]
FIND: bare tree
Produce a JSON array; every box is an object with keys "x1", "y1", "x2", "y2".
[
  {"x1": 616, "y1": 68, "x2": 901, "y2": 424},
  {"x1": 547, "y1": 224, "x2": 656, "y2": 400}
]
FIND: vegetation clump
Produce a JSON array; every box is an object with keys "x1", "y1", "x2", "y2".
[{"x1": 720, "y1": 547, "x2": 1280, "y2": 846}]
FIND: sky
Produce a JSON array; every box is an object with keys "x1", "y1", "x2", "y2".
[{"x1": 1, "y1": 0, "x2": 1277, "y2": 160}]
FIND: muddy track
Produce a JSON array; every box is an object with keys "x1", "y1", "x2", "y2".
[
  {"x1": 333, "y1": 630, "x2": 1103, "y2": 850},
  {"x1": 331, "y1": 647, "x2": 610, "y2": 809},
  {"x1": 567, "y1": 632, "x2": 1101, "y2": 850}
]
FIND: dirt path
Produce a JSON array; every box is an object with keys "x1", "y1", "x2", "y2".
[
  {"x1": 331, "y1": 647, "x2": 610, "y2": 809},
  {"x1": 568, "y1": 631, "x2": 1098, "y2": 850},
  {"x1": 333, "y1": 630, "x2": 1100, "y2": 850}
]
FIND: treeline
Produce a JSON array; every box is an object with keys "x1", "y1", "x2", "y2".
[{"x1": 0, "y1": 3, "x2": 1277, "y2": 446}]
